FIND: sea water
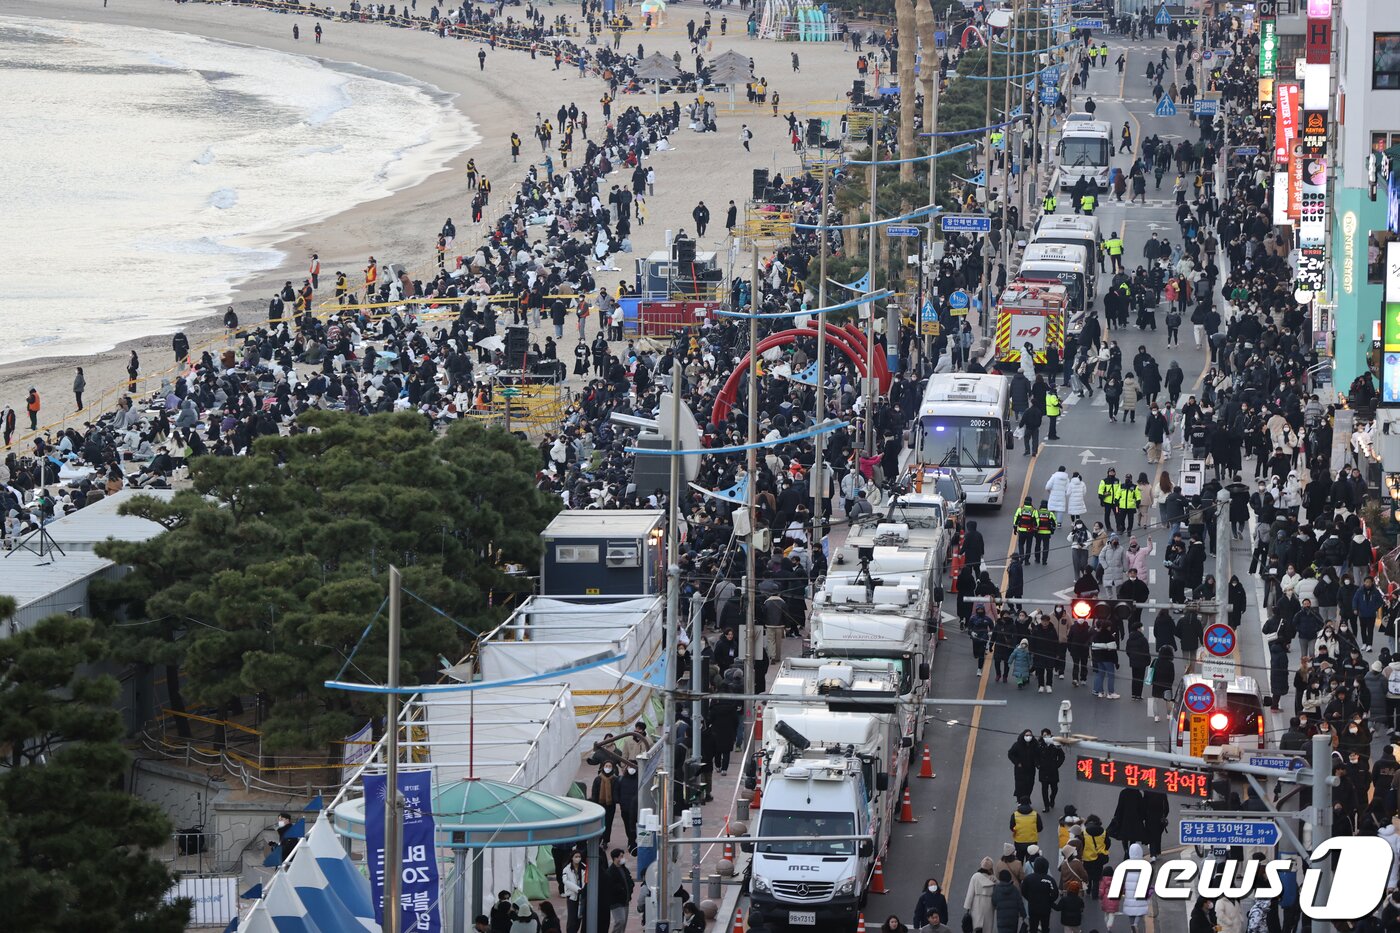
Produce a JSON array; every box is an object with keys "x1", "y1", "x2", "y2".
[{"x1": 0, "y1": 16, "x2": 480, "y2": 365}]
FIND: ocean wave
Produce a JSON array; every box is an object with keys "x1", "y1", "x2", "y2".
[{"x1": 0, "y1": 14, "x2": 480, "y2": 366}]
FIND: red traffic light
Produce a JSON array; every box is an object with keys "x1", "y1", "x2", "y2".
[
  {"x1": 1208, "y1": 712, "x2": 1231, "y2": 732},
  {"x1": 1071, "y1": 599, "x2": 1094, "y2": 620}
]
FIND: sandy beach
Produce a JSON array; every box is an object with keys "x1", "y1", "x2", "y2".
[{"x1": 0, "y1": 0, "x2": 861, "y2": 446}]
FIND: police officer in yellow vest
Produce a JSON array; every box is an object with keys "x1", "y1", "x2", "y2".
[
  {"x1": 1045, "y1": 389, "x2": 1061, "y2": 440},
  {"x1": 1080, "y1": 191, "x2": 1097, "y2": 215},
  {"x1": 1043, "y1": 192, "x2": 1057, "y2": 214},
  {"x1": 1034, "y1": 500, "x2": 1057, "y2": 565},
  {"x1": 991, "y1": 128, "x2": 1004, "y2": 151},
  {"x1": 1097, "y1": 468, "x2": 1118, "y2": 528},
  {"x1": 1103, "y1": 231, "x2": 1125, "y2": 273},
  {"x1": 1113, "y1": 476, "x2": 1141, "y2": 533},
  {"x1": 1014, "y1": 495, "x2": 1038, "y2": 560}
]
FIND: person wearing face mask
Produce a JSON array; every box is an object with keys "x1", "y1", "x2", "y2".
[
  {"x1": 616, "y1": 761, "x2": 640, "y2": 854},
  {"x1": 912, "y1": 877, "x2": 949, "y2": 932},
  {"x1": 274, "y1": 811, "x2": 299, "y2": 862},
  {"x1": 592, "y1": 761, "x2": 619, "y2": 845},
  {"x1": 1009, "y1": 731, "x2": 1039, "y2": 799},
  {"x1": 1037, "y1": 731, "x2": 1065, "y2": 811},
  {"x1": 562, "y1": 850, "x2": 587, "y2": 933}
]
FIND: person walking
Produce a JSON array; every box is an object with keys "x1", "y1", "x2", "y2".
[
  {"x1": 1090, "y1": 619, "x2": 1121, "y2": 698},
  {"x1": 1009, "y1": 730, "x2": 1039, "y2": 799},
  {"x1": 740, "y1": 124, "x2": 752, "y2": 152},
  {"x1": 992, "y1": 870, "x2": 1027, "y2": 933},
  {"x1": 478, "y1": 48, "x2": 487, "y2": 70},
  {"x1": 1147, "y1": 645, "x2": 1175, "y2": 722},
  {"x1": 1022, "y1": 856, "x2": 1059, "y2": 933},
  {"x1": 603, "y1": 848, "x2": 634, "y2": 933},
  {"x1": 314, "y1": 22, "x2": 322, "y2": 43},
  {"x1": 913, "y1": 878, "x2": 950, "y2": 933},
  {"x1": 25, "y1": 387, "x2": 40, "y2": 430},
  {"x1": 73, "y1": 367, "x2": 86, "y2": 411},
  {"x1": 692, "y1": 201, "x2": 710, "y2": 237},
  {"x1": 1036, "y1": 730, "x2": 1064, "y2": 810},
  {"x1": 561, "y1": 850, "x2": 586, "y2": 933},
  {"x1": 1009, "y1": 796, "x2": 1042, "y2": 861},
  {"x1": 964, "y1": 858, "x2": 996, "y2": 933}
]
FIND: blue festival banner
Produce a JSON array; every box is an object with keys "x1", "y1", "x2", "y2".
[{"x1": 364, "y1": 770, "x2": 442, "y2": 933}]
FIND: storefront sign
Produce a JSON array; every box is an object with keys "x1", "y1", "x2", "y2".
[
  {"x1": 1289, "y1": 144, "x2": 1305, "y2": 220},
  {"x1": 1295, "y1": 246, "x2": 1327, "y2": 302},
  {"x1": 1275, "y1": 82, "x2": 1300, "y2": 163},
  {"x1": 1307, "y1": 0, "x2": 1332, "y2": 16},
  {"x1": 1302, "y1": 63, "x2": 1330, "y2": 111},
  {"x1": 1342, "y1": 212, "x2": 1358, "y2": 296},
  {"x1": 1384, "y1": 241, "x2": 1400, "y2": 404},
  {"x1": 1306, "y1": 16, "x2": 1332, "y2": 65},
  {"x1": 1260, "y1": 19, "x2": 1278, "y2": 78},
  {"x1": 1301, "y1": 110, "x2": 1328, "y2": 153},
  {"x1": 1300, "y1": 156, "x2": 1328, "y2": 247},
  {"x1": 1273, "y1": 171, "x2": 1291, "y2": 225}
]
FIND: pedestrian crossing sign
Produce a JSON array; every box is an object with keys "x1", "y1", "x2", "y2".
[
  {"x1": 1155, "y1": 96, "x2": 1177, "y2": 117},
  {"x1": 1155, "y1": 5, "x2": 1171, "y2": 25}
]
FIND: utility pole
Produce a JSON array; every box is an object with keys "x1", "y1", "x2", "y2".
[
  {"x1": 812, "y1": 167, "x2": 831, "y2": 545},
  {"x1": 744, "y1": 241, "x2": 759, "y2": 707},
  {"x1": 864, "y1": 122, "x2": 880, "y2": 455},
  {"x1": 999, "y1": 0, "x2": 1019, "y2": 288},
  {"x1": 384, "y1": 566, "x2": 402, "y2": 933},
  {"x1": 1309, "y1": 731, "x2": 1334, "y2": 933},
  {"x1": 1214, "y1": 488, "x2": 1231, "y2": 623},
  {"x1": 659, "y1": 371, "x2": 684, "y2": 933},
  {"x1": 926, "y1": 58, "x2": 942, "y2": 371},
  {"x1": 981, "y1": 29, "x2": 995, "y2": 338}
]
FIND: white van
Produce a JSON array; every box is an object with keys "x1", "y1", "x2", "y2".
[{"x1": 1171, "y1": 675, "x2": 1267, "y2": 752}]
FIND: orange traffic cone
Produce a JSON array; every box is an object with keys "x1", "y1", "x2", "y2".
[
  {"x1": 733, "y1": 907, "x2": 745, "y2": 933},
  {"x1": 871, "y1": 857, "x2": 889, "y2": 894},
  {"x1": 898, "y1": 786, "x2": 917, "y2": 823},
  {"x1": 751, "y1": 769, "x2": 763, "y2": 809},
  {"x1": 857, "y1": 912, "x2": 867, "y2": 933},
  {"x1": 918, "y1": 744, "x2": 935, "y2": 779}
]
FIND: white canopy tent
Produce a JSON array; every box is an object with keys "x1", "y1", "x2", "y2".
[{"x1": 468, "y1": 596, "x2": 664, "y2": 739}]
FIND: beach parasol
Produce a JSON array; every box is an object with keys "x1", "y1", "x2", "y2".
[{"x1": 634, "y1": 52, "x2": 683, "y2": 107}]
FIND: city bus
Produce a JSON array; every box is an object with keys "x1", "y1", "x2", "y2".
[
  {"x1": 909, "y1": 373, "x2": 1010, "y2": 507},
  {"x1": 1057, "y1": 117, "x2": 1113, "y2": 193}
]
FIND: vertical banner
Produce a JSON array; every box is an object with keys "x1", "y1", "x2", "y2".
[
  {"x1": 1275, "y1": 82, "x2": 1299, "y2": 163},
  {"x1": 1273, "y1": 171, "x2": 1291, "y2": 225},
  {"x1": 1306, "y1": 15, "x2": 1332, "y2": 65},
  {"x1": 1259, "y1": 18, "x2": 1278, "y2": 78},
  {"x1": 364, "y1": 770, "x2": 442, "y2": 933},
  {"x1": 1300, "y1": 156, "x2": 1328, "y2": 247},
  {"x1": 1288, "y1": 143, "x2": 1304, "y2": 220},
  {"x1": 1385, "y1": 242, "x2": 1400, "y2": 404}
]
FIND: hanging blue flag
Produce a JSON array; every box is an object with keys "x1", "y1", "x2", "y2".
[
  {"x1": 303, "y1": 795, "x2": 324, "y2": 812},
  {"x1": 834, "y1": 272, "x2": 870, "y2": 293},
  {"x1": 789, "y1": 362, "x2": 820, "y2": 386},
  {"x1": 240, "y1": 883, "x2": 264, "y2": 900},
  {"x1": 364, "y1": 770, "x2": 442, "y2": 933}
]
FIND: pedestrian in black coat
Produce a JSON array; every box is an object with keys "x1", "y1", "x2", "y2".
[
  {"x1": 1008, "y1": 731, "x2": 1039, "y2": 800},
  {"x1": 1036, "y1": 731, "x2": 1065, "y2": 811},
  {"x1": 1125, "y1": 622, "x2": 1152, "y2": 699},
  {"x1": 1021, "y1": 858, "x2": 1059, "y2": 933},
  {"x1": 1107, "y1": 787, "x2": 1148, "y2": 856},
  {"x1": 1151, "y1": 610, "x2": 1176, "y2": 652},
  {"x1": 1148, "y1": 646, "x2": 1176, "y2": 723},
  {"x1": 990, "y1": 873, "x2": 1026, "y2": 933},
  {"x1": 1177, "y1": 610, "x2": 1203, "y2": 654},
  {"x1": 1141, "y1": 791, "x2": 1171, "y2": 857}
]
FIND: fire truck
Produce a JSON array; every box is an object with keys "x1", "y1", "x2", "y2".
[{"x1": 993, "y1": 280, "x2": 1069, "y2": 370}]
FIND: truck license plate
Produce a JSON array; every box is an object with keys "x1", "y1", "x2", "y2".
[{"x1": 789, "y1": 911, "x2": 817, "y2": 925}]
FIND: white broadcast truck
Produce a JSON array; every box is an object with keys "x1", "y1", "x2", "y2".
[
  {"x1": 808, "y1": 533, "x2": 943, "y2": 742},
  {"x1": 747, "y1": 663, "x2": 905, "y2": 931}
]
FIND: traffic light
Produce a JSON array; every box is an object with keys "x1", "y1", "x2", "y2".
[
  {"x1": 1069, "y1": 598, "x2": 1133, "y2": 625},
  {"x1": 1207, "y1": 710, "x2": 1232, "y2": 745},
  {"x1": 683, "y1": 759, "x2": 712, "y2": 805}
]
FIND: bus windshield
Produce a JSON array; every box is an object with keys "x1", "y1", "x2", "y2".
[
  {"x1": 1063, "y1": 137, "x2": 1110, "y2": 168},
  {"x1": 919, "y1": 416, "x2": 1003, "y2": 470}
]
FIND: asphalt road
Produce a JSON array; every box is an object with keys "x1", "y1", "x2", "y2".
[{"x1": 874, "y1": 32, "x2": 1276, "y2": 933}]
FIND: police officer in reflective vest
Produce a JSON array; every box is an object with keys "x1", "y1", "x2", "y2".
[
  {"x1": 1080, "y1": 191, "x2": 1097, "y2": 215},
  {"x1": 1035, "y1": 501, "x2": 1057, "y2": 565},
  {"x1": 1014, "y1": 496, "x2": 1038, "y2": 559},
  {"x1": 1044, "y1": 389, "x2": 1061, "y2": 440},
  {"x1": 1043, "y1": 191, "x2": 1057, "y2": 214},
  {"x1": 1097, "y1": 468, "x2": 1118, "y2": 528},
  {"x1": 1103, "y1": 231, "x2": 1125, "y2": 273}
]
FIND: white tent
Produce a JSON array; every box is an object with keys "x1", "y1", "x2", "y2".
[{"x1": 471, "y1": 596, "x2": 664, "y2": 739}]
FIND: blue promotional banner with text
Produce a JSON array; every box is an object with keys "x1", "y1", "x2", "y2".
[{"x1": 364, "y1": 770, "x2": 442, "y2": 933}]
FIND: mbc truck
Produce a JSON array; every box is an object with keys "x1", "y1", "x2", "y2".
[{"x1": 746, "y1": 661, "x2": 906, "y2": 931}]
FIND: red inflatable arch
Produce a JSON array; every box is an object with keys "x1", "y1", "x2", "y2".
[{"x1": 710, "y1": 323, "x2": 891, "y2": 426}]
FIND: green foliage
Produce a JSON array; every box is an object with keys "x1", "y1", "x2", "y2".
[
  {"x1": 0, "y1": 615, "x2": 189, "y2": 932},
  {"x1": 93, "y1": 412, "x2": 560, "y2": 752}
]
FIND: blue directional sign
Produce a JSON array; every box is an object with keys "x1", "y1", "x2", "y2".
[
  {"x1": 1180, "y1": 819, "x2": 1280, "y2": 847},
  {"x1": 949, "y1": 289, "x2": 970, "y2": 310},
  {"x1": 1193, "y1": 99, "x2": 1220, "y2": 116},
  {"x1": 1041, "y1": 65, "x2": 1063, "y2": 82},
  {"x1": 1155, "y1": 96, "x2": 1178, "y2": 117},
  {"x1": 1250, "y1": 755, "x2": 1308, "y2": 771},
  {"x1": 1183, "y1": 682, "x2": 1216, "y2": 714},
  {"x1": 1075, "y1": 19, "x2": 1104, "y2": 30},
  {"x1": 886, "y1": 225, "x2": 921, "y2": 237},
  {"x1": 1204, "y1": 623, "x2": 1236, "y2": 657},
  {"x1": 1155, "y1": 5, "x2": 1172, "y2": 25},
  {"x1": 1214, "y1": 50, "x2": 1232, "y2": 59},
  {"x1": 1203, "y1": 51, "x2": 1213, "y2": 61},
  {"x1": 1234, "y1": 146, "x2": 1260, "y2": 156},
  {"x1": 941, "y1": 214, "x2": 993, "y2": 234}
]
